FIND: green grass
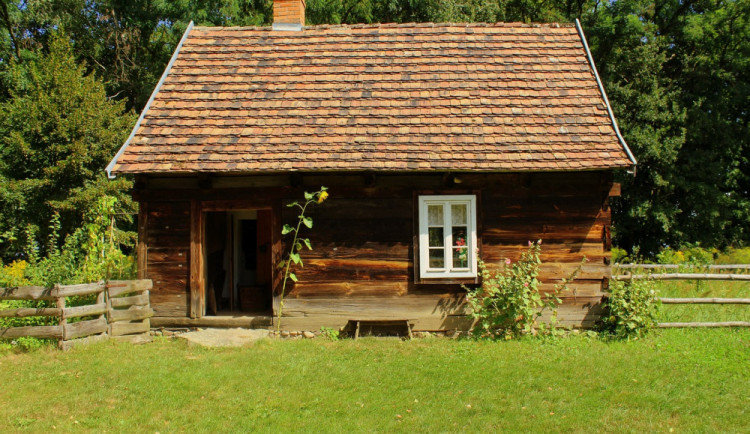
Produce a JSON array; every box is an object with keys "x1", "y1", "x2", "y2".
[
  {"x1": 653, "y1": 281, "x2": 750, "y2": 323},
  {"x1": 1, "y1": 330, "x2": 748, "y2": 432}
]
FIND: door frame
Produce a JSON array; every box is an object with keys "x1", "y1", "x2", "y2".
[{"x1": 190, "y1": 199, "x2": 279, "y2": 318}]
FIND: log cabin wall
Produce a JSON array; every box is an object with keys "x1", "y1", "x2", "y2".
[{"x1": 134, "y1": 171, "x2": 615, "y2": 330}]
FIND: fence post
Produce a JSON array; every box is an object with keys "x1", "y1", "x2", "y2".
[
  {"x1": 105, "y1": 281, "x2": 112, "y2": 336},
  {"x1": 56, "y1": 284, "x2": 66, "y2": 350}
]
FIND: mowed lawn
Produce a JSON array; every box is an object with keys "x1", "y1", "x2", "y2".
[
  {"x1": 0, "y1": 329, "x2": 748, "y2": 432},
  {"x1": 655, "y1": 280, "x2": 750, "y2": 323}
]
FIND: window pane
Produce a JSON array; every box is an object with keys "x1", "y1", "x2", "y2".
[
  {"x1": 451, "y1": 204, "x2": 467, "y2": 225},
  {"x1": 428, "y1": 205, "x2": 443, "y2": 226},
  {"x1": 429, "y1": 248, "x2": 445, "y2": 268},
  {"x1": 452, "y1": 226, "x2": 468, "y2": 247},
  {"x1": 453, "y1": 247, "x2": 469, "y2": 269},
  {"x1": 428, "y1": 227, "x2": 444, "y2": 247}
]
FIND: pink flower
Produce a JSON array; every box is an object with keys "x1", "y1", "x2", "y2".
[
  {"x1": 528, "y1": 241, "x2": 532, "y2": 246},
  {"x1": 524, "y1": 282, "x2": 529, "y2": 287},
  {"x1": 538, "y1": 239, "x2": 543, "y2": 245},
  {"x1": 505, "y1": 258, "x2": 511, "y2": 265}
]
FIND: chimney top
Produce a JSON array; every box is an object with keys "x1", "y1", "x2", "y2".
[{"x1": 272, "y1": 0, "x2": 306, "y2": 31}]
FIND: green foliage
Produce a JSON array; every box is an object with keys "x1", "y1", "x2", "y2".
[
  {"x1": 0, "y1": 32, "x2": 136, "y2": 262},
  {"x1": 611, "y1": 247, "x2": 630, "y2": 264},
  {"x1": 600, "y1": 279, "x2": 660, "y2": 339},
  {"x1": 715, "y1": 248, "x2": 750, "y2": 265},
  {"x1": 586, "y1": 0, "x2": 750, "y2": 255},
  {"x1": 319, "y1": 326, "x2": 340, "y2": 341},
  {"x1": 465, "y1": 240, "x2": 583, "y2": 340},
  {"x1": 656, "y1": 244, "x2": 717, "y2": 266},
  {"x1": 276, "y1": 187, "x2": 328, "y2": 331}
]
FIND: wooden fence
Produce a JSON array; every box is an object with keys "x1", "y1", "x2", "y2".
[
  {"x1": 613, "y1": 264, "x2": 750, "y2": 328},
  {"x1": 0, "y1": 280, "x2": 153, "y2": 350}
]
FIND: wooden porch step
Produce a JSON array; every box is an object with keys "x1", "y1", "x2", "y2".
[{"x1": 151, "y1": 315, "x2": 273, "y2": 329}]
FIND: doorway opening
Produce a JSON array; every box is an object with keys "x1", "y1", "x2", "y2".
[{"x1": 203, "y1": 210, "x2": 273, "y2": 316}]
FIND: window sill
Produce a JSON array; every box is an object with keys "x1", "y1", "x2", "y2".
[{"x1": 415, "y1": 276, "x2": 479, "y2": 286}]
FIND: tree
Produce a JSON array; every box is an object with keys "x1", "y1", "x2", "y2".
[{"x1": 0, "y1": 32, "x2": 136, "y2": 261}]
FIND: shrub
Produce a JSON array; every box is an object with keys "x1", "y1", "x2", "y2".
[
  {"x1": 715, "y1": 247, "x2": 750, "y2": 264},
  {"x1": 656, "y1": 244, "x2": 716, "y2": 265},
  {"x1": 600, "y1": 279, "x2": 660, "y2": 339},
  {"x1": 465, "y1": 241, "x2": 583, "y2": 340}
]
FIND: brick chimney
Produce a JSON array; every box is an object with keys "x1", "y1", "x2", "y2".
[{"x1": 273, "y1": 0, "x2": 305, "y2": 31}]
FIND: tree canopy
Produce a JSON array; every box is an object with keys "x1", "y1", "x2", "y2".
[{"x1": 0, "y1": 0, "x2": 748, "y2": 259}]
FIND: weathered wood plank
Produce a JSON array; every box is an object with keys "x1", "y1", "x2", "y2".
[
  {"x1": 616, "y1": 273, "x2": 750, "y2": 281},
  {"x1": 110, "y1": 320, "x2": 150, "y2": 336},
  {"x1": 63, "y1": 303, "x2": 107, "y2": 319},
  {"x1": 189, "y1": 199, "x2": 203, "y2": 318},
  {"x1": 0, "y1": 308, "x2": 61, "y2": 318},
  {"x1": 110, "y1": 292, "x2": 150, "y2": 308},
  {"x1": 0, "y1": 325, "x2": 63, "y2": 339},
  {"x1": 137, "y1": 201, "x2": 149, "y2": 279},
  {"x1": 54, "y1": 282, "x2": 105, "y2": 297},
  {"x1": 0, "y1": 286, "x2": 55, "y2": 301},
  {"x1": 280, "y1": 295, "x2": 470, "y2": 318},
  {"x1": 658, "y1": 322, "x2": 750, "y2": 328},
  {"x1": 64, "y1": 317, "x2": 108, "y2": 340},
  {"x1": 107, "y1": 280, "x2": 153, "y2": 297},
  {"x1": 617, "y1": 264, "x2": 750, "y2": 270},
  {"x1": 151, "y1": 315, "x2": 272, "y2": 328},
  {"x1": 659, "y1": 297, "x2": 750, "y2": 304},
  {"x1": 109, "y1": 307, "x2": 154, "y2": 323}
]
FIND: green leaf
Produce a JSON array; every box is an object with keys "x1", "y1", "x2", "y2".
[
  {"x1": 290, "y1": 252, "x2": 301, "y2": 264},
  {"x1": 303, "y1": 238, "x2": 312, "y2": 250},
  {"x1": 302, "y1": 216, "x2": 313, "y2": 229},
  {"x1": 282, "y1": 224, "x2": 294, "y2": 235},
  {"x1": 289, "y1": 272, "x2": 298, "y2": 282},
  {"x1": 304, "y1": 192, "x2": 314, "y2": 200},
  {"x1": 286, "y1": 201, "x2": 299, "y2": 208},
  {"x1": 320, "y1": 186, "x2": 328, "y2": 191}
]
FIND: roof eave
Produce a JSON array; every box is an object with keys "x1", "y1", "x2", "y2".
[
  {"x1": 575, "y1": 19, "x2": 637, "y2": 176},
  {"x1": 106, "y1": 21, "x2": 195, "y2": 179}
]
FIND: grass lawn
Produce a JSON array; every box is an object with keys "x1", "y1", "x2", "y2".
[
  {"x1": 653, "y1": 280, "x2": 750, "y2": 323},
  {"x1": 0, "y1": 329, "x2": 748, "y2": 432}
]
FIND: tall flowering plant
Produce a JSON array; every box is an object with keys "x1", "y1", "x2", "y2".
[
  {"x1": 465, "y1": 240, "x2": 584, "y2": 339},
  {"x1": 276, "y1": 187, "x2": 328, "y2": 331}
]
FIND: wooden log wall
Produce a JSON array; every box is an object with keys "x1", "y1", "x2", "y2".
[
  {"x1": 144, "y1": 202, "x2": 191, "y2": 317},
  {"x1": 136, "y1": 171, "x2": 615, "y2": 329}
]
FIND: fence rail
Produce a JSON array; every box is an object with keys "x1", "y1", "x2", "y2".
[
  {"x1": 611, "y1": 264, "x2": 749, "y2": 328},
  {"x1": 615, "y1": 264, "x2": 750, "y2": 270},
  {"x1": 0, "y1": 280, "x2": 153, "y2": 350}
]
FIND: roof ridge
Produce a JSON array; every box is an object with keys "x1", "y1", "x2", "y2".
[{"x1": 192, "y1": 21, "x2": 576, "y2": 32}]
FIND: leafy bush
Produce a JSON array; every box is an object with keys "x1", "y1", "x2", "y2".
[
  {"x1": 715, "y1": 247, "x2": 750, "y2": 264},
  {"x1": 656, "y1": 244, "x2": 716, "y2": 265},
  {"x1": 600, "y1": 279, "x2": 660, "y2": 339},
  {"x1": 611, "y1": 247, "x2": 630, "y2": 264},
  {"x1": 0, "y1": 196, "x2": 135, "y2": 351},
  {"x1": 465, "y1": 241, "x2": 583, "y2": 340}
]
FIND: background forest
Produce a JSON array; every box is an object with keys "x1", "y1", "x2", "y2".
[{"x1": 0, "y1": 0, "x2": 748, "y2": 265}]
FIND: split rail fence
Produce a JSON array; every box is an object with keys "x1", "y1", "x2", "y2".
[
  {"x1": 614, "y1": 264, "x2": 750, "y2": 328},
  {"x1": 0, "y1": 280, "x2": 153, "y2": 350}
]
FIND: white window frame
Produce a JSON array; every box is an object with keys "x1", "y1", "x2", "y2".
[{"x1": 418, "y1": 195, "x2": 478, "y2": 279}]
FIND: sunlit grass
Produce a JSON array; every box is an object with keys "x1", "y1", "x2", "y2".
[
  {"x1": 653, "y1": 280, "x2": 750, "y2": 323},
  {"x1": 1, "y1": 329, "x2": 748, "y2": 432}
]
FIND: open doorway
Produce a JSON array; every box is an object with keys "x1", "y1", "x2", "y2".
[{"x1": 203, "y1": 209, "x2": 273, "y2": 316}]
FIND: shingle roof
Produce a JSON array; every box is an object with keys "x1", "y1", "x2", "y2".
[{"x1": 108, "y1": 22, "x2": 635, "y2": 175}]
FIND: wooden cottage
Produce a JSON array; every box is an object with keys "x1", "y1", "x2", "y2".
[{"x1": 106, "y1": 1, "x2": 636, "y2": 331}]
